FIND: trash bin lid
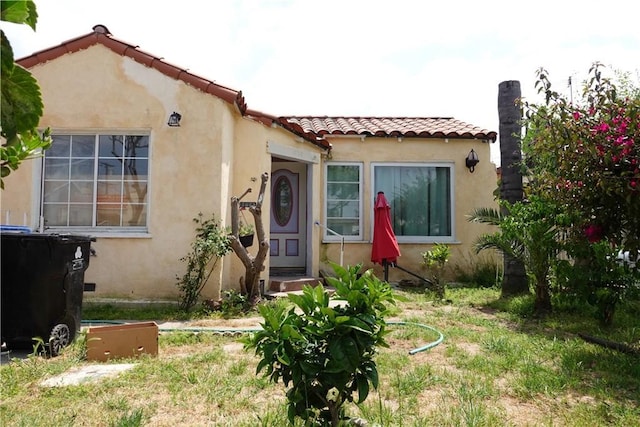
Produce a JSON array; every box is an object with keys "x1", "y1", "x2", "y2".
[{"x1": 0, "y1": 225, "x2": 32, "y2": 233}]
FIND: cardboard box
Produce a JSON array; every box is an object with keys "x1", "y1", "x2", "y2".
[{"x1": 86, "y1": 322, "x2": 158, "y2": 362}]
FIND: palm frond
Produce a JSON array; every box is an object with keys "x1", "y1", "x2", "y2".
[
  {"x1": 474, "y1": 233, "x2": 524, "y2": 262},
  {"x1": 467, "y1": 207, "x2": 503, "y2": 225}
]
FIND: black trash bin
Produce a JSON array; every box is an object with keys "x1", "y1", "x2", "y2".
[{"x1": 1, "y1": 229, "x2": 94, "y2": 356}]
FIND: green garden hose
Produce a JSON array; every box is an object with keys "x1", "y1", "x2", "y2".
[{"x1": 81, "y1": 320, "x2": 444, "y2": 354}]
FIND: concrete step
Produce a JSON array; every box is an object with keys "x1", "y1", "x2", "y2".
[
  {"x1": 262, "y1": 286, "x2": 338, "y2": 303},
  {"x1": 269, "y1": 277, "x2": 323, "y2": 292}
]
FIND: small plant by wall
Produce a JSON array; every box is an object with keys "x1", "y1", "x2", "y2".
[
  {"x1": 246, "y1": 263, "x2": 395, "y2": 426},
  {"x1": 175, "y1": 213, "x2": 231, "y2": 312},
  {"x1": 203, "y1": 289, "x2": 248, "y2": 318},
  {"x1": 421, "y1": 243, "x2": 451, "y2": 299}
]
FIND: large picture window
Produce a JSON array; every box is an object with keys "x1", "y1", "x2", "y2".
[
  {"x1": 324, "y1": 163, "x2": 362, "y2": 240},
  {"x1": 373, "y1": 163, "x2": 453, "y2": 242},
  {"x1": 43, "y1": 134, "x2": 149, "y2": 230}
]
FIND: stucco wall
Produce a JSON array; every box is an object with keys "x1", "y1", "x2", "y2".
[
  {"x1": 3, "y1": 44, "x2": 242, "y2": 300},
  {"x1": 319, "y1": 136, "x2": 499, "y2": 283},
  {"x1": 1, "y1": 153, "x2": 37, "y2": 227},
  {"x1": 230, "y1": 120, "x2": 325, "y2": 286}
]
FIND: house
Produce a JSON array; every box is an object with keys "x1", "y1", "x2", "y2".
[{"x1": 2, "y1": 25, "x2": 499, "y2": 301}]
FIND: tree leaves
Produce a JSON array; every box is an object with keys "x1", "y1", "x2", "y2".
[
  {"x1": 1, "y1": 1, "x2": 51, "y2": 188},
  {"x1": 0, "y1": 1, "x2": 38, "y2": 29},
  {"x1": 246, "y1": 263, "x2": 394, "y2": 425}
]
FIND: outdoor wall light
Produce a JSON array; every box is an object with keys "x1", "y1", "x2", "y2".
[
  {"x1": 167, "y1": 111, "x2": 182, "y2": 127},
  {"x1": 465, "y1": 149, "x2": 479, "y2": 173}
]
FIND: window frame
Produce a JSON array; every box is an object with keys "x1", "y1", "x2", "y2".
[
  {"x1": 371, "y1": 162, "x2": 455, "y2": 244},
  {"x1": 40, "y1": 131, "x2": 151, "y2": 235},
  {"x1": 323, "y1": 161, "x2": 363, "y2": 242}
]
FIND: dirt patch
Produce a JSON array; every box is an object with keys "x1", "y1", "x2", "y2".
[
  {"x1": 500, "y1": 395, "x2": 553, "y2": 425},
  {"x1": 456, "y1": 341, "x2": 482, "y2": 356},
  {"x1": 222, "y1": 342, "x2": 245, "y2": 354}
]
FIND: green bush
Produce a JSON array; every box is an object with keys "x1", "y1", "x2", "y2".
[
  {"x1": 421, "y1": 243, "x2": 451, "y2": 299},
  {"x1": 246, "y1": 263, "x2": 395, "y2": 426},
  {"x1": 219, "y1": 289, "x2": 248, "y2": 317},
  {"x1": 176, "y1": 213, "x2": 231, "y2": 312},
  {"x1": 554, "y1": 242, "x2": 639, "y2": 325}
]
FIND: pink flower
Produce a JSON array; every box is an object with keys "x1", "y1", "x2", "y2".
[
  {"x1": 572, "y1": 111, "x2": 581, "y2": 120},
  {"x1": 583, "y1": 224, "x2": 603, "y2": 243},
  {"x1": 617, "y1": 121, "x2": 628, "y2": 133}
]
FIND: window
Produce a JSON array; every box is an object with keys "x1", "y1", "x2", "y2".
[
  {"x1": 43, "y1": 134, "x2": 149, "y2": 230},
  {"x1": 373, "y1": 163, "x2": 453, "y2": 242},
  {"x1": 324, "y1": 163, "x2": 362, "y2": 240}
]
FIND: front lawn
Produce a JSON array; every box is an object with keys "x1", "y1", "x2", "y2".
[{"x1": 1, "y1": 287, "x2": 639, "y2": 426}]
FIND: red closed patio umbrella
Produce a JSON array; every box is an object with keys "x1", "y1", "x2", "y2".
[{"x1": 371, "y1": 191, "x2": 400, "y2": 281}]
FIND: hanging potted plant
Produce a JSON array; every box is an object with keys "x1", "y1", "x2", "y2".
[{"x1": 238, "y1": 222, "x2": 255, "y2": 248}]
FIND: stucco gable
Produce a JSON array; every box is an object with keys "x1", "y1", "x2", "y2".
[{"x1": 17, "y1": 24, "x2": 248, "y2": 116}]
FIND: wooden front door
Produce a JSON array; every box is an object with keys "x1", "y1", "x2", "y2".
[{"x1": 270, "y1": 162, "x2": 306, "y2": 271}]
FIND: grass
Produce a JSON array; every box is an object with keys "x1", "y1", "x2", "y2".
[
  {"x1": 82, "y1": 303, "x2": 190, "y2": 321},
  {"x1": 2, "y1": 287, "x2": 639, "y2": 426}
]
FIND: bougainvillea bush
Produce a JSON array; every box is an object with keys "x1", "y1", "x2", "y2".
[
  {"x1": 522, "y1": 64, "x2": 640, "y2": 322},
  {"x1": 523, "y1": 63, "x2": 640, "y2": 252}
]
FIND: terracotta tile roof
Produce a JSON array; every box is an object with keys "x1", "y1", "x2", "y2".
[
  {"x1": 17, "y1": 24, "x2": 247, "y2": 115},
  {"x1": 276, "y1": 116, "x2": 497, "y2": 142}
]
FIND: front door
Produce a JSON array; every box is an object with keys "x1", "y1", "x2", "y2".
[{"x1": 270, "y1": 162, "x2": 307, "y2": 272}]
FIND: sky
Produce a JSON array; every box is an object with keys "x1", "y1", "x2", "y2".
[{"x1": 2, "y1": 0, "x2": 639, "y2": 164}]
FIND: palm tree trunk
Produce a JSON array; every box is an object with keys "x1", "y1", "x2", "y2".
[
  {"x1": 498, "y1": 81, "x2": 529, "y2": 296},
  {"x1": 534, "y1": 277, "x2": 552, "y2": 314}
]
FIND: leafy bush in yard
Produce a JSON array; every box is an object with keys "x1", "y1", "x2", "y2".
[
  {"x1": 246, "y1": 263, "x2": 395, "y2": 426},
  {"x1": 421, "y1": 243, "x2": 451, "y2": 299},
  {"x1": 176, "y1": 213, "x2": 231, "y2": 312},
  {"x1": 555, "y1": 242, "x2": 639, "y2": 325}
]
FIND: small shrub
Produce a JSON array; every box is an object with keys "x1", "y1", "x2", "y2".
[
  {"x1": 421, "y1": 243, "x2": 451, "y2": 299},
  {"x1": 246, "y1": 263, "x2": 395, "y2": 426},
  {"x1": 220, "y1": 290, "x2": 248, "y2": 317},
  {"x1": 176, "y1": 213, "x2": 231, "y2": 312},
  {"x1": 555, "y1": 242, "x2": 639, "y2": 325},
  {"x1": 202, "y1": 290, "x2": 250, "y2": 317}
]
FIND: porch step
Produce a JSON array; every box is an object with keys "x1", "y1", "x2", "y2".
[{"x1": 269, "y1": 277, "x2": 323, "y2": 292}]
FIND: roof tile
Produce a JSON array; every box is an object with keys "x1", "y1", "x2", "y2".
[{"x1": 277, "y1": 117, "x2": 496, "y2": 141}]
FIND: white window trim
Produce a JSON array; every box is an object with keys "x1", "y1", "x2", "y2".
[
  {"x1": 40, "y1": 132, "x2": 152, "y2": 235},
  {"x1": 371, "y1": 162, "x2": 456, "y2": 244},
  {"x1": 323, "y1": 161, "x2": 363, "y2": 242}
]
